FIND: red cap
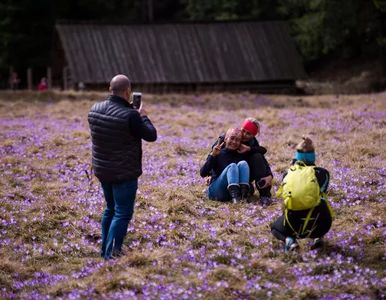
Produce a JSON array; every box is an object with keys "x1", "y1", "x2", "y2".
[{"x1": 241, "y1": 119, "x2": 259, "y2": 136}]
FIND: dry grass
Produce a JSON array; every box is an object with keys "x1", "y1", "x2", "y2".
[{"x1": 0, "y1": 90, "x2": 385, "y2": 299}]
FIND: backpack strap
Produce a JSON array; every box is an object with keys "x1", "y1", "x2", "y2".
[
  {"x1": 284, "y1": 209, "x2": 298, "y2": 235},
  {"x1": 319, "y1": 190, "x2": 335, "y2": 219},
  {"x1": 300, "y1": 207, "x2": 315, "y2": 235},
  {"x1": 322, "y1": 195, "x2": 335, "y2": 220},
  {"x1": 301, "y1": 198, "x2": 335, "y2": 235},
  {"x1": 295, "y1": 160, "x2": 307, "y2": 167},
  {"x1": 284, "y1": 192, "x2": 334, "y2": 236},
  {"x1": 284, "y1": 207, "x2": 315, "y2": 236},
  {"x1": 275, "y1": 185, "x2": 284, "y2": 197},
  {"x1": 284, "y1": 209, "x2": 294, "y2": 234},
  {"x1": 326, "y1": 201, "x2": 334, "y2": 219}
]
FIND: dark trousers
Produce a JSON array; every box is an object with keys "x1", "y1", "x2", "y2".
[
  {"x1": 100, "y1": 180, "x2": 138, "y2": 260},
  {"x1": 247, "y1": 153, "x2": 271, "y2": 197},
  {"x1": 271, "y1": 214, "x2": 332, "y2": 242}
]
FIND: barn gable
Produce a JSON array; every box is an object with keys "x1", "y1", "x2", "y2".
[{"x1": 54, "y1": 20, "x2": 306, "y2": 93}]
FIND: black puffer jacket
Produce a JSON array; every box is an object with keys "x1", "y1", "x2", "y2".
[{"x1": 88, "y1": 95, "x2": 157, "y2": 182}]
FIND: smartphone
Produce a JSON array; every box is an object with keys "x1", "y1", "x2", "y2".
[
  {"x1": 257, "y1": 179, "x2": 266, "y2": 189},
  {"x1": 132, "y1": 92, "x2": 142, "y2": 109}
]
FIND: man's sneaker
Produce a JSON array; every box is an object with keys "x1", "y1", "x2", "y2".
[
  {"x1": 284, "y1": 237, "x2": 299, "y2": 253},
  {"x1": 310, "y1": 238, "x2": 324, "y2": 250}
]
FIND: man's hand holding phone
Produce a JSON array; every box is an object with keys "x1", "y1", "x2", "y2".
[
  {"x1": 132, "y1": 92, "x2": 148, "y2": 116},
  {"x1": 132, "y1": 92, "x2": 142, "y2": 109}
]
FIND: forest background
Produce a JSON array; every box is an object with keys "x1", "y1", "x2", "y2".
[{"x1": 1, "y1": 0, "x2": 386, "y2": 91}]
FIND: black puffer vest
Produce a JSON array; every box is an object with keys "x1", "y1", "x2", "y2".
[{"x1": 88, "y1": 95, "x2": 142, "y2": 181}]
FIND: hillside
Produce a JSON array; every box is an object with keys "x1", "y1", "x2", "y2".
[{"x1": 297, "y1": 56, "x2": 386, "y2": 95}]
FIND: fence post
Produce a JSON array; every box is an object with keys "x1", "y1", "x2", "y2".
[
  {"x1": 9, "y1": 66, "x2": 14, "y2": 90},
  {"x1": 63, "y1": 66, "x2": 68, "y2": 90},
  {"x1": 47, "y1": 67, "x2": 52, "y2": 90},
  {"x1": 27, "y1": 68, "x2": 33, "y2": 90}
]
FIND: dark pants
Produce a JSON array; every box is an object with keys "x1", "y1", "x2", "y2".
[
  {"x1": 271, "y1": 213, "x2": 332, "y2": 242},
  {"x1": 100, "y1": 180, "x2": 137, "y2": 260},
  {"x1": 247, "y1": 153, "x2": 271, "y2": 197}
]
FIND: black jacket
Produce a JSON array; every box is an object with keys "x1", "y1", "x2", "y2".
[
  {"x1": 88, "y1": 95, "x2": 157, "y2": 182},
  {"x1": 200, "y1": 148, "x2": 245, "y2": 181},
  {"x1": 211, "y1": 134, "x2": 272, "y2": 177}
]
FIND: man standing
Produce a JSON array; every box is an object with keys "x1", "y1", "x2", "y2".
[{"x1": 88, "y1": 74, "x2": 157, "y2": 260}]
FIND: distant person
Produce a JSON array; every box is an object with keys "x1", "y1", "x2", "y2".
[
  {"x1": 209, "y1": 117, "x2": 273, "y2": 198},
  {"x1": 38, "y1": 77, "x2": 48, "y2": 91},
  {"x1": 8, "y1": 72, "x2": 21, "y2": 90},
  {"x1": 200, "y1": 127, "x2": 250, "y2": 203},
  {"x1": 271, "y1": 136, "x2": 334, "y2": 253},
  {"x1": 88, "y1": 74, "x2": 157, "y2": 260},
  {"x1": 78, "y1": 82, "x2": 85, "y2": 91}
]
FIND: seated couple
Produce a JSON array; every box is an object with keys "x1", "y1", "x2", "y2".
[{"x1": 200, "y1": 118, "x2": 272, "y2": 203}]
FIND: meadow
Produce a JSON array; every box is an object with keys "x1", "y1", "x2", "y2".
[{"x1": 0, "y1": 91, "x2": 385, "y2": 300}]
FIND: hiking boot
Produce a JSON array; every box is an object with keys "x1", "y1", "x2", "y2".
[
  {"x1": 228, "y1": 185, "x2": 240, "y2": 204},
  {"x1": 249, "y1": 183, "x2": 255, "y2": 196},
  {"x1": 310, "y1": 238, "x2": 324, "y2": 250},
  {"x1": 240, "y1": 183, "x2": 250, "y2": 201},
  {"x1": 284, "y1": 237, "x2": 299, "y2": 253}
]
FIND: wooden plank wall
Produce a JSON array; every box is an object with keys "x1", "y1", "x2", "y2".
[{"x1": 56, "y1": 21, "x2": 306, "y2": 86}]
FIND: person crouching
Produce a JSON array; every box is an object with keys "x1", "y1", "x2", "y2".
[{"x1": 271, "y1": 136, "x2": 334, "y2": 252}]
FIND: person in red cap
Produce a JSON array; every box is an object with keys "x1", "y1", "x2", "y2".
[
  {"x1": 38, "y1": 77, "x2": 48, "y2": 91},
  {"x1": 200, "y1": 127, "x2": 250, "y2": 203},
  {"x1": 208, "y1": 117, "x2": 273, "y2": 198}
]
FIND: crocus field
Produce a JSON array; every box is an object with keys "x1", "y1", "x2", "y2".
[{"x1": 0, "y1": 91, "x2": 385, "y2": 300}]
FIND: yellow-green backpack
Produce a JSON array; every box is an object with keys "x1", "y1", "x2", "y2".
[
  {"x1": 276, "y1": 161, "x2": 321, "y2": 210},
  {"x1": 276, "y1": 161, "x2": 334, "y2": 235}
]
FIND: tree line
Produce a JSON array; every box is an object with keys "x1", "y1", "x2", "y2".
[{"x1": 0, "y1": 0, "x2": 385, "y2": 78}]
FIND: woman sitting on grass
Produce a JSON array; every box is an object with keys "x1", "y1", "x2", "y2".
[
  {"x1": 209, "y1": 117, "x2": 273, "y2": 198},
  {"x1": 200, "y1": 127, "x2": 250, "y2": 203}
]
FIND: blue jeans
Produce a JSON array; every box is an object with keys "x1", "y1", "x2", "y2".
[
  {"x1": 207, "y1": 161, "x2": 249, "y2": 202},
  {"x1": 100, "y1": 180, "x2": 138, "y2": 260}
]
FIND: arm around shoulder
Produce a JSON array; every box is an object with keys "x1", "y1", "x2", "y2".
[
  {"x1": 248, "y1": 138, "x2": 267, "y2": 155},
  {"x1": 250, "y1": 145, "x2": 267, "y2": 155}
]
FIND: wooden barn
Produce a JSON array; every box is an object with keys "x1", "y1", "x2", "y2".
[{"x1": 52, "y1": 20, "x2": 307, "y2": 93}]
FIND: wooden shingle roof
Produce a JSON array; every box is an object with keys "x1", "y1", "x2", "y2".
[{"x1": 55, "y1": 21, "x2": 306, "y2": 85}]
